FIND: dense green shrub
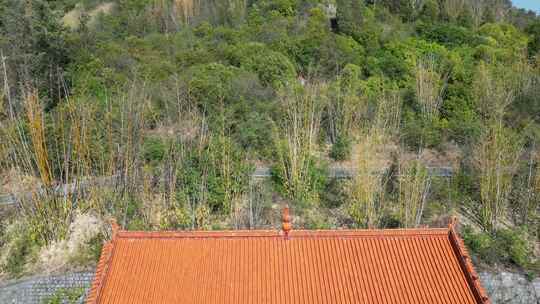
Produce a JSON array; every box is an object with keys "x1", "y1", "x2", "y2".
[
  {"x1": 176, "y1": 136, "x2": 252, "y2": 215},
  {"x1": 88, "y1": 233, "x2": 105, "y2": 263},
  {"x1": 160, "y1": 192, "x2": 193, "y2": 230},
  {"x1": 271, "y1": 158, "x2": 328, "y2": 208},
  {"x1": 402, "y1": 110, "x2": 445, "y2": 148},
  {"x1": 320, "y1": 179, "x2": 348, "y2": 209},
  {"x1": 142, "y1": 136, "x2": 167, "y2": 163},
  {"x1": 416, "y1": 22, "x2": 475, "y2": 47},
  {"x1": 226, "y1": 42, "x2": 296, "y2": 88},
  {"x1": 463, "y1": 227, "x2": 534, "y2": 270},
  {"x1": 234, "y1": 110, "x2": 275, "y2": 157},
  {"x1": 379, "y1": 213, "x2": 402, "y2": 229},
  {"x1": 526, "y1": 21, "x2": 540, "y2": 57},
  {"x1": 189, "y1": 63, "x2": 238, "y2": 112},
  {"x1": 0, "y1": 221, "x2": 40, "y2": 277},
  {"x1": 329, "y1": 135, "x2": 352, "y2": 161}
]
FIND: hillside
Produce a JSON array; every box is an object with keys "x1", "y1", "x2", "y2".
[{"x1": 0, "y1": 0, "x2": 539, "y2": 286}]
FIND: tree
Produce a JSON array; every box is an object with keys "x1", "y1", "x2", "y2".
[
  {"x1": 439, "y1": 0, "x2": 466, "y2": 22},
  {"x1": 471, "y1": 121, "x2": 522, "y2": 233},
  {"x1": 398, "y1": 158, "x2": 431, "y2": 228},
  {"x1": 336, "y1": 0, "x2": 380, "y2": 51},
  {"x1": 348, "y1": 87, "x2": 401, "y2": 227},
  {"x1": 467, "y1": 63, "x2": 525, "y2": 233},
  {"x1": 325, "y1": 64, "x2": 364, "y2": 147},
  {"x1": 415, "y1": 55, "x2": 447, "y2": 122},
  {"x1": 273, "y1": 82, "x2": 327, "y2": 206},
  {"x1": 512, "y1": 148, "x2": 540, "y2": 234},
  {"x1": 0, "y1": 0, "x2": 68, "y2": 103},
  {"x1": 526, "y1": 21, "x2": 540, "y2": 58},
  {"x1": 476, "y1": 23, "x2": 528, "y2": 64},
  {"x1": 379, "y1": 0, "x2": 419, "y2": 20},
  {"x1": 336, "y1": 0, "x2": 365, "y2": 38},
  {"x1": 419, "y1": 0, "x2": 439, "y2": 22},
  {"x1": 227, "y1": 42, "x2": 296, "y2": 89},
  {"x1": 349, "y1": 130, "x2": 390, "y2": 228}
]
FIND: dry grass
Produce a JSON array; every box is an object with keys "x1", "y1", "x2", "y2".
[
  {"x1": 0, "y1": 168, "x2": 40, "y2": 195},
  {"x1": 38, "y1": 212, "x2": 105, "y2": 273}
]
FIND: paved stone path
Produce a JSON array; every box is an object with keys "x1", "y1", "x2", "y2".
[{"x1": 0, "y1": 272, "x2": 94, "y2": 304}]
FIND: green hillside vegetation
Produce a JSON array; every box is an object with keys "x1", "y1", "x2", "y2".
[{"x1": 0, "y1": 0, "x2": 539, "y2": 278}]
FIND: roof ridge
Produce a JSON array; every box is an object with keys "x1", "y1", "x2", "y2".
[{"x1": 115, "y1": 228, "x2": 450, "y2": 239}]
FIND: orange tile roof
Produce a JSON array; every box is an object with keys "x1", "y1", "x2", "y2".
[{"x1": 87, "y1": 220, "x2": 490, "y2": 304}]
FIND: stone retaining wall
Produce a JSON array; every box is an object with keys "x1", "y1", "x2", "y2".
[{"x1": 0, "y1": 272, "x2": 94, "y2": 304}]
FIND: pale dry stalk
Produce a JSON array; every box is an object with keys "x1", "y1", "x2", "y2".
[
  {"x1": 24, "y1": 90, "x2": 53, "y2": 187},
  {"x1": 349, "y1": 131, "x2": 386, "y2": 228},
  {"x1": 474, "y1": 120, "x2": 522, "y2": 233},
  {"x1": 348, "y1": 90, "x2": 401, "y2": 227},
  {"x1": 415, "y1": 56, "x2": 446, "y2": 122},
  {"x1": 274, "y1": 83, "x2": 326, "y2": 202},
  {"x1": 398, "y1": 156, "x2": 431, "y2": 228},
  {"x1": 442, "y1": 0, "x2": 466, "y2": 21}
]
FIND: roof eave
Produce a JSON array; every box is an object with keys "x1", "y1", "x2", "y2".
[{"x1": 448, "y1": 221, "x2": 491, "y2": 304}]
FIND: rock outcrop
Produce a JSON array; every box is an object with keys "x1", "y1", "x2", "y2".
[{"x1": 480, "y1": 272, "x2": 540, "y2": 304}]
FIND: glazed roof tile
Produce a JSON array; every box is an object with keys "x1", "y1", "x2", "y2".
[{"x1": 87, "y1": 224, "x2": 489, "y2": 304}]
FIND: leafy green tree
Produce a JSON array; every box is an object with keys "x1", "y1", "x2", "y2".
[
  {"x1": 189, "y1": 63, "x2": 238, "y2": 114},
  {"x1": 325, "y1": 64, "x2": 364, "y2": 156},
  {"x1": 226, "y1": 42, "x2": 296, "y2": 88},
  {"x1": 295, "y1": 7, "x2": 333, "y2": 74},
  {"x1": 475, "y1": 23, "x2": 528, "y2": 63},
  {"x1": 419, "y1": 0, "x2": 440, "y2": 22},
  {"x1": 369, "y1": 38, "x2": 449, "y2": 83},
  {"x1": 0, "y1": 0, "x2": 68, "y2": 103},
  {"x1": 333, "y1": 35, "x2": 365, "y2": 70},
  {"x1": 253, "y1": 0, "x2": 299, "y2": 17},
  {"x1": 526, "y1": 21, "x2": 540, "y2": 58},
  {"x1": 336, "y1": 0, "x2": 380, "y2": 49},
  {"x1": 416, "y1": 22, "x2": 475, "y2": 47}
]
